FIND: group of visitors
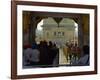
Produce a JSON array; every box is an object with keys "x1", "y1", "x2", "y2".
[
  {"x1": 71, "y1": 45, "x2": 89, "y2": 66},
  {"x1": 23, "y1": 40, "x2": 89, "y2": 68},
  {"x1": 23, "y1": 40, "x2": 59, "y2": 67},
  {"x1": 63, "y1": 42, "x2": 89, "y2": 65},
  {"x1": 63, "y1": 42, "x2": 81, "y2": 63}
]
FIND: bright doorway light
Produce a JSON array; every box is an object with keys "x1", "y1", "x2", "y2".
[{"x1": 37, "y1": 20, "x2": 43, "y2": 31}]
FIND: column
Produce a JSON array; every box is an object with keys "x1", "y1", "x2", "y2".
[
  {"x1": 78, "y1": 16, "x2": 84, "y2": 54},
  {"x1": 29, "y1": 16, "x2": 37, "y2": 44}
]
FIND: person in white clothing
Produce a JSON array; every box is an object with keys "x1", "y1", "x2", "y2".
[{"x1": 23, "y1": 43, "x2": 40, "y2": 66}]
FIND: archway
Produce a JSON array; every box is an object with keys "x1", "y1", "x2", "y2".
[{"x1": 23, "y1": 11, "x2": 89, "y2": 66}]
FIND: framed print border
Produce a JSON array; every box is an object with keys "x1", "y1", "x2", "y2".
[{"x1": 11, "y1": 1, "x2": 97, "y2": 79}]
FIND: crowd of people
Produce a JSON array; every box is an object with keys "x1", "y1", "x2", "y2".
[
  {"x1": 23, "y1": 40, "x2": 59, "y2": 68},
  {"x1": 63, "y1": 42, "x2": 89, "y2": 65},
  {"x1": 23, "y1": 40, "x2": 90, "y2": 68},
  {"x1": 63, "y1": 42, "x2": 81, "y2": 64},
  {"x1": 71, "y1": 45, "x2": 89, "y2": 66}
]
